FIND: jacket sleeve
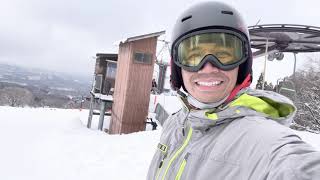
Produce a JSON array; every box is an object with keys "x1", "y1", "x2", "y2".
[
  {"x1": 267, "y1": 131, "x2": 320, "y2": 180},
  {"x1": 146, "y1": 113, "x2": 177, "y2": 180}
]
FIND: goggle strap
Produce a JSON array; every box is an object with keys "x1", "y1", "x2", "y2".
[{"x1": 225, "y1": 74, "x2": 252, "y2": 104}]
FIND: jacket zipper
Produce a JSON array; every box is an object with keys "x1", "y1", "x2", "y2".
[
  {"x1": 157, "y1": 126, "x2": 193, "y2": 180},
  {"x1": 175, "y1": 152, "x2": 190, "y2": 180},
  {"x1": 155, "y1": 154, "x2": 167, "y2": 180}
]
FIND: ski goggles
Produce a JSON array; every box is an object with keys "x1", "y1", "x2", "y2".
[{"x1": 172, "y1": 30, "x2": 249, "y2": 71}]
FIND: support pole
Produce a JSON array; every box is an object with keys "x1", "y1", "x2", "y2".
[
  {"x1": 87, "y1": 94, "x2": 95, "y2": 128},
  {"x1": 293, "y1": 52, "x2": 297, "y2": 83},
  {"x1": 262, "y1": 35, "x2": 269, "y2": 90},
  {"x1": 98, "y1": 100, "x2": 107, "y2": 131}
]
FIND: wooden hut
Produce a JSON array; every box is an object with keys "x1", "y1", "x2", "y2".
[
  {"x1": 93, "y1": 53, "x2": 118, "y2": 95},
  {"x1": 87, "y1": 53, "x2": 118, "y2": 130},
  {"x1": 109, "y1": 31, "x2": 165, "y2": 134}
]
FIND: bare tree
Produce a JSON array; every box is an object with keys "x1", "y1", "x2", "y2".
[
  {"x1": 0, "y1": 87, "x2": 34, "y2": 107},
  {"x1": 290, "y1": 57, "x2": 320, "y2": 132},
  {"x1": 255, "y1": 73, "x2": 274, "y2": 91}
]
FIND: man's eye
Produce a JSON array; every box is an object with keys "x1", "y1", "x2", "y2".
[
  {"x1": 216, "y1": 52, "x2": 231, "y2": 58},
  {"x1": 187, "y1": 52, "x2": 201, "y2": 59}
]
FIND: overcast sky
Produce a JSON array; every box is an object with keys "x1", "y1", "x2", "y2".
[{"x1": 1, "y1": 0, "x2": 320, "y2": 83}]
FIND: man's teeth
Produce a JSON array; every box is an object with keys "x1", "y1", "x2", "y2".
[{"x1": 197, "y1": 81, "x2": 222, "y2": 86}]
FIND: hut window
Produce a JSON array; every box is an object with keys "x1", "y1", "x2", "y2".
[
  {"x1": 106, "y1": 62, "x2": 117, "y2": 78},
  {"x1": 94, "y1": 74, "x2": 103, "y2": 92},
  {"x1": 134, "y1": 52, "x2": 152, "y2": 64}
]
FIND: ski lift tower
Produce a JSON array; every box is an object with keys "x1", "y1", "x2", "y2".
[
  {"x1": 249, "y1": 24, "x2": 320, "y2": 90},
  {"x1": 154, "y1": 39, "x2": 170, "y2": 94}
]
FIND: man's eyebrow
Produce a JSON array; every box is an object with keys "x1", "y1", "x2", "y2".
[
  {"x1": 218, "y1": 51, "x2": 232, "y2": 56},
  {"x1": 189, "y1": 47, "x2": 202, "y2": 51}
]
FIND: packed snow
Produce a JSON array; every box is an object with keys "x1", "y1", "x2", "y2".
[
  {"x1": 0, "y1": 107, "x2": 160, "y2": 180},
  {"x1": 0, "y1": 95, "x2": 319, "y2": 180}
]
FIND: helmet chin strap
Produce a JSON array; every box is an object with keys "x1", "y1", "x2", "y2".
[
  {"x1": 225, "y1": 74, "x2": 252, "y2": 103},
  {"x1": 187, "y1": 94, "x2": 229, "y2": 110}
]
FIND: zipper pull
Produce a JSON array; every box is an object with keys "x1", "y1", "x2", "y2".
[
  {"x1": 184, "y1": 152, "x2": 190, "y2": 161},
  {"x1": 158, "y1": 154, "x2": 167, "y2": 168},
  {"x1": 158, "y1": 160, "x2": 163, "y2": 168},
  {"x1": 182, "y1": 127, "x2": 185, "y2": 136}
]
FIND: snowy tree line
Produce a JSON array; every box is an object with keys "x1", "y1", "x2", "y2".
[
  {"x1": 290, "y1": 57, "x2": 320, "y2": 132},
  {"x1": 256, "y1": 57, "x2": 320, "y2": 133}
]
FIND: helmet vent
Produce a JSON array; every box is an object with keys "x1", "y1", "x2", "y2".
[
  {"x1": 221, "y1": 11, "x2": 233, "y2": 15},
  {"x1": 181, "y1": 15, "x2": 192, "y2": 22}
]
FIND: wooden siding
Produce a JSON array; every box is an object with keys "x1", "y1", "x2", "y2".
[
  {"x1": 110, "y1": 37, "x2": 157, "y2": 134},
  {"x1": 94, "y1": 58, "x2": 107, "y2": 75}
]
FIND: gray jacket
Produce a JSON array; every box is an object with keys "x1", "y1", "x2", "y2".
[{"x1": 147, "y1": 89, "x2": 320, "y2": 180}]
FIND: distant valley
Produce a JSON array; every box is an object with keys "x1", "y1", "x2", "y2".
[{"x1": 0, "y1": 63, "x2": 92, "y2": 108}]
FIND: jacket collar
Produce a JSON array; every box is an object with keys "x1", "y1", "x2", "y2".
[{"x1": 178, "y1": 88, "x2": 296, "y2": 131}]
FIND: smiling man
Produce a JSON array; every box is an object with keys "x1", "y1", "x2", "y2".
[
  {"x1": 147, "y1": 1, "x2": 320, "y2": 180},
  {"x1": 179, "y1": 33, "x2": 240, "y2": 103}
]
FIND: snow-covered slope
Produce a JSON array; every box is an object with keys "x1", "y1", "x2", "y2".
[
  {"x1": 0, "y1": 107, "x2": 160, "y2": 180},
  {"x1": 0, "y1": 105, "x2": 319, "y2": 180}
]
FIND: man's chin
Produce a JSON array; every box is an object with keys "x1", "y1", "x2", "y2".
[{"x1": 193, "y1": 93, "x2": 228, "y2": 104}]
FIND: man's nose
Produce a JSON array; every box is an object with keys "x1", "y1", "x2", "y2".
[{"x1": 198, "y1": 62, "x2": 220, "y2": 73}]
